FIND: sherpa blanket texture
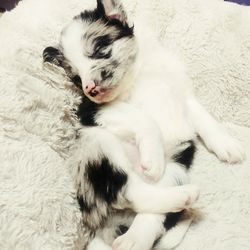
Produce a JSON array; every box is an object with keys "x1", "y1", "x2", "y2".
[{"x1": 0, "y1": 0, "x2": 250, "y2": 249}]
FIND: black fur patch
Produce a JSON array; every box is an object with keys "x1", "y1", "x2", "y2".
[
  {"x1": 101, "y1": 70, "x2": 113, "y2": 81},
  {"x1": 173, "y1": 140, "x2": 196, "y2": 170},
  {"x1": 79, "y1": 2, "x2": 104, "y2": 23},
  {"x1": 80, "y1": 1, "x2": 134, "y2": 40},
  {"x1": 153, "y1": 237, "x2": 162, "y2": 248},
  {"x1": 96, "y1": 0, "x2": 133, "y2": 38},
  {"x1": 91, "y1": 35, "x2": 112, "y2": 59},
  {"x1": 86, "y1": 157, "x2": 128, "y2": 204},
  {"x1": 71, "y1": 75, "x2": 82, "y2": 89},
  {"x1": 76, "y1": 96, "x2": 101, "y2": 126},
  {"x1": 77, "y1": 195, "x2": 92, "y2": 213},
  {"x1": 108, "y1": 19, "x2": 134, "y2": 40},
  {"x1": 116, "y1": 224, "x2": 129, "y2": 236},
  {"x1": 43, "y1": 46, "x2": 64, "y2": 66},
  {"x1": 163, "y1": 211, "x2": 183, "y2": 230}
]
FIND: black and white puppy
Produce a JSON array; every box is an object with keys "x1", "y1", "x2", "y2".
[{"x1": 43, "y1": 0, "x2": 244, "y2": 249}]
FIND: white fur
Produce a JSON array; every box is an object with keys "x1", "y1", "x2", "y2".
[
  {"x1": 87, "y1": 236, "x2": 112, "y2": 250},
  {"x1": 187, "y1": 98, "x2": 245, "y2": 163},
  {"x1": 113, "y1": 214, "x2": 165, "y2": 250},
  {"x1": 96, "y1": 102, "x2": 166, "y2": 180},
  {"x1": 61, "y1": 20, "x2": 92, "y2": 82}
]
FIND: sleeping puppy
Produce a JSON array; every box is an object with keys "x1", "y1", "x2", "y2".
[{"x1": 43, "y1": 0, "x2": 244, "y2": 249}]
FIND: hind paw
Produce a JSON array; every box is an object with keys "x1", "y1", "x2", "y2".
[
  {"x1": 206, "y1": 132, "x2": 245, "y2": 164},
  {"x1": 171, "y1": 185, "x2": 199, "y2": 212}
]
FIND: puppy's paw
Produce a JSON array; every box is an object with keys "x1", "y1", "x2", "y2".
[
  {"x1": 140, "y1": 153, "x2": 165, "y2": 182},
  {"x1": 113, "y1": 233, "x2": 147, "y2": 250},
  {"x1": 171, "y1": 185, "x2": 199, "y2": 212},
  {"x1": 206, "y1": 132, "x2": 245, "y2": 164}
]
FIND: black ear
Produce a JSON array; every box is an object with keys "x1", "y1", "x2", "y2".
[
  {"x1": 43, "y1": 46, "x2": 64, "y2": 66},
  {"x1": 96, "y1": 0, "x2": 106, "y2": 16},
  {"x1": 97, "y1": 0, "x2": 127, "y2": 24},
  {"x1": 43, "y1": 46, "x2": 82, "y2": 89}
]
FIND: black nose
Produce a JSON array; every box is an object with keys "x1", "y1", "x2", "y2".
[{"x1": 90, "y1": 89, "x2": 98, "y2": 97}]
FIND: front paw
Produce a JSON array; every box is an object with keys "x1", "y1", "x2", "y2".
[
  {"x1": 140, "y1": 153, "x2": 165, "y2": 182},
  {"x1": 113, "y1": 232, "x2": 146, "y2": 250},
  {"x1": 206, "y1": 133, "x2": 245, "y2": 164}
]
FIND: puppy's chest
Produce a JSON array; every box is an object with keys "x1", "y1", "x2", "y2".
[
  {"x1": 126, "y1": 72, "x2": 193, "y2": 143},
  {"x1": 130, "y1": 74, "x2": 182, "y2": 115}
]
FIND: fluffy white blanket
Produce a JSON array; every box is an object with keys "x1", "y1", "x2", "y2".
[{"x1": 0, "y1": 0, "x2": 249, "y2": 249}]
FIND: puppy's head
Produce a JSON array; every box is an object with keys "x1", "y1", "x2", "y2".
[{"x1": 61, "y1": 0, "x2": 137, "y2": 103}]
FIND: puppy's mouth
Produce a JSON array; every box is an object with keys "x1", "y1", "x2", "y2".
[{"x1": 84, "y1": 85, "x2": 113, "y2": 104}]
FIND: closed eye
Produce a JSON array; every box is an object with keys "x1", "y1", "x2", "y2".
[
  {"x1": 101, "y1": 70, "x2": 113, "y2": 80},
  {"x1": 90, "y1": 48, "x2": 111, "y2": 59},
  {"x1": 90, "y1": 35, "x2": 113, "y2": 59}
]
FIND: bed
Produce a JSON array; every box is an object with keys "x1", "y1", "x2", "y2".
[{"x1": 0, "y1": 0, "x2": 249, "y2": 249}]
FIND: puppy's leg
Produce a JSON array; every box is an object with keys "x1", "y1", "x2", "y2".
[
  {"x1": 113, "y1": 213, "x2": 193, "y2": 250},
  {"x1": 113, "y1": 214, "x2": 165, "y2": 250},
  {"x1": 154, "y1": 215, "x2": 193, "y2": 250},
  {"x1": 126, "y1": 182, "x2": 198, "y2": 214},
  {"x1": 87, "y1": 236, "x2": 112, "y2": 250},
  {"x1": 113, "y1": 162, "x2": 195, "y2": 250},
  {"x1": 125, "y1": 162, "x2": 199, "y2": 214},
  {"x1": 187, "y1": 97, "x2": 245, "y2": 163}
]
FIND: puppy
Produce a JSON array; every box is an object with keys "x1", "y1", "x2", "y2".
[{"x1": 43, "y1": 0, "x2": 244, "y2": 249}]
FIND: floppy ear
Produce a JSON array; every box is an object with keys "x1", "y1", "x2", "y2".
[{"x1": 97, "y1": 0, "x2": 127, "y2": 24}]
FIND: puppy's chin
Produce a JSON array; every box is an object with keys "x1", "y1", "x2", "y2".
[{"x1": 85, "y1": 89, "x2": 118, "y2": 104}]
